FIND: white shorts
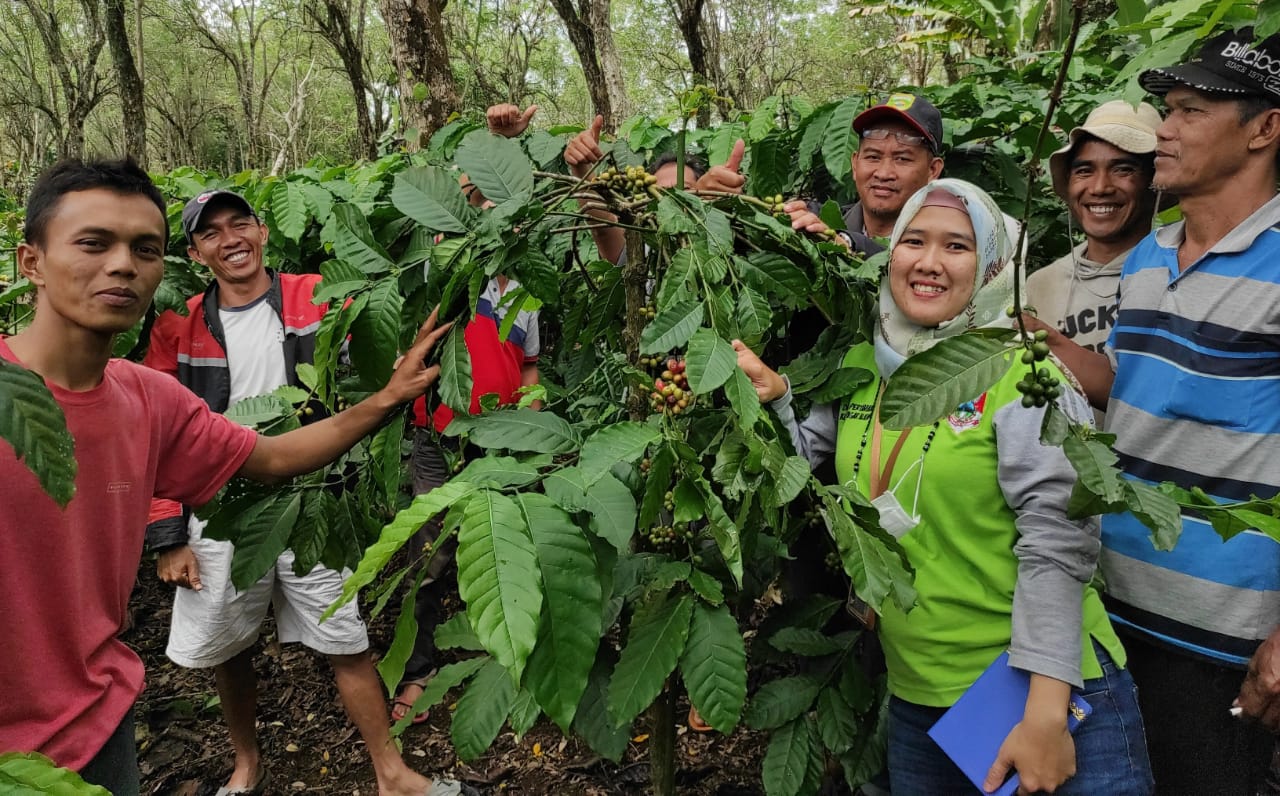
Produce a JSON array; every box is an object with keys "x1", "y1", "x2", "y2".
[{"x1": 166, "y1": 518, "x2": 368, "y2": 669}]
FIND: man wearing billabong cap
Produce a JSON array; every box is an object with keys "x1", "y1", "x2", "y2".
[
  {"x1": 144, "y1": 189, "x2": 473, "y2": 795},
  {"x1": 1026, "y1": 100, "x2": 1162, "y2": 363},
  {"x1": 1043, "y1": 26, "x2": 1280, "y2": 792}
]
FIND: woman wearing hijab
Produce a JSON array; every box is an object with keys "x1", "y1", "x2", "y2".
[{"x1": 735, "y1": 179, "x2": 1152, "y2": 795}]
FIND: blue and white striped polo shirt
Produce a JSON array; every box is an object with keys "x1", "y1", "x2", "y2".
[{"x1": 1101, "y1": 193, "x2": 1280, "y2": 666}]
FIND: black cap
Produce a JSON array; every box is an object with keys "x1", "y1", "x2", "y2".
[
  {"x1": 852, "y1": 93, "x2": 944, "y2": 154},
  {"x1": 181, "y1": 190, "x2": 255, "y2": 245},
  {"x1": 1140, "y1": 27, "x2": 1280, "y2": 102}
]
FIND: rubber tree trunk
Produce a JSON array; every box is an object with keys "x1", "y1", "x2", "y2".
[
  {"x1": 378, "y1": 0, "x2": 461, "y2": 148},
  {"x1": 103, "y1": 0, "x2": 147, "y2": 166}
]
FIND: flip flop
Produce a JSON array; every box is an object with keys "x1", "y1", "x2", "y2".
[
  {"x1": 213, "y1": 762, "x2": 268, "y2": 796},
  {"x1": 687, "y1": 705, "x2": 713, "y2": 733},
  {"x1": 424, "y1": 778, "x2": 480, "y2": 796},
  {"x1": 392, "y1": 696, "x2": 430, "y2": 725}
]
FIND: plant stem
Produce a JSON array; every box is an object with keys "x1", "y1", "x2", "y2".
[
  {"x1": 648, "y1": 685, "x2": 676, "y2": 796},
  {"x1": 1012, "y1": 0, "x2": 1085, "y2": 343}
]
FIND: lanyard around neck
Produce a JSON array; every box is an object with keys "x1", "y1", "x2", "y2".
[{"x1": 868, "y1": 383, "x2": 915, "y2": 499}]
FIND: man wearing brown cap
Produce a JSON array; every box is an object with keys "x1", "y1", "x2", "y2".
[
  {"x1": 1046, "y1": 27, "x2": 1280, "y2": 792},
  {"x1": 1027, "y1": 100, "x2": 1162, "y2": 359}
]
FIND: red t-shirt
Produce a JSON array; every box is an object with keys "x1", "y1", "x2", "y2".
[
  {"x1": 0, "y1": 338, "x2": 257, "y2": 770},
  {"x1": 411, "y1": 278, "x2": 539, "y2": 431}
]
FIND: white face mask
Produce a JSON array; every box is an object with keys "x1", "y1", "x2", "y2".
[
  {"x1": 869, "y1": 455, "x2": 925, "y2": 539},
  {"x1": 871, "y1": 490, "x2": 919, "y2": 538}
]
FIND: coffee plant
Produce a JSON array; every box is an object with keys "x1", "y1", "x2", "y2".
[{"x1": 6, "y1": 2, "x2": 1280, "y2": 792}]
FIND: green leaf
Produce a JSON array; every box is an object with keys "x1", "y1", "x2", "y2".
[
  {"x1": 839, "y1": 660, "x2": 874, "y2": 712},
  {"x1": 300, "y1": 182, "x2": 334, "y2": 224},
  {"x1": 392, "y1": 165, "x2": 474, "y2": 234},
  {"x1": 573, "y1": 654, "x2": 632, "y2": 761},
  {"x1": 690, "y1": 474, "x2": 744, "y2": 586},
  {"x1": 439, "y1": 323, "x2": 473, "y2": 415},
  {"x1": 330, "y1": 203, "x2": 395, "y2": 275},
  {"x1": 454, "y1": 456, "x2": 541, "y2": 488},
  {"x1": 821, "y1": 97, "x2": 862, "y2": 184},
  {"x1": 766, "y1": 455, "x2": 811, "y2": 508},
  {"x1": 290, "y1": 490, "x2": 333, "y2": 576},
  {"x1": 685, "y1": 327, "x2": 738, "y2": 394},
  {"x1": 824, "y1": 492, "x2": 917, "y2": 615},
  {"x1": 348, "y1": 278, "x2": 404, "y2": 385},
  {"x1": 222, "y1": 394, "x2": 293, "y2": 429},
  {"x1": 313, "y1": 291, "x2": 366, "y2": 400},
  {"x1": 518, "y1": 493, "x2": 603, "y2": 732},
  {"x1": 1040, "y1": 401, "x2": 1072, "y2": 445},
  {"x1": 270, "y1": 180, "x2": 308, "y2": 242},
  {"x1": 810, "y1": 367, "x2": 874, "y2": 404},
  {"x1": 816, "y1": 687, "x2": 858, "y2": 754},
  {"x1": 223, "y1": 491, "x2": 302, "y2": 591},
  {"x1": 687, "y1": 568, "x2": 725, "y2": 605},
  {"x1": 838, "y1": 683, "x2": 889, "y2": 789},
  {"x1": 392, "y1": 657, "x2": 488, "y2": 736},
  {"x1": 1063, "y1": 435, "x2": 1127, "y2": 505},
  {"x1": 680, "y1": 602, "x2": 747, "y2": 734},
  {"x1": 451, "y1": 658, "x2": 517, "y2": 760},
  {"x1": 640, "y1": 299, "x2": 704, "y2": 355},
  {"x1": 746, "y1": 132, "x2": 792, "y2": 198},
  {"x1": 880, "y1": 331, "x2": 1016, "y2": 429},
  {"x1": 508, "y1": 687, "x2": 542, "y2": 738},
  {"x1": 376, "y1": 572, "x2": 423, "y2": 695},
  {"x1": 769, "y1": 627, "x2": 847, "y2": 657},
  {"x1": 0, "y1": 751, "x2": 110, "y2": 794},
  {"x1": 579, "y1": 422, "x2": 660, "y2": 486},
  {"x1": 457, "y1": 490, "x2": 542, "y2": 684},
  {"x1": 735, "y1": 253, "x2": 810, "y2": 301},
  {"x1": 724, "y1": 367, "x2": 762, "y2": 432},
  {"x1": 0, "y1": 361, "x2": 76, "y2": 507},
  {"x1": 544, "y1": 467, "x2": 637, "y2": 552},
  {"x1": 327, "y1": 481, "x2": 479, "y2": 617},
  {"x1": 745, "y1": 675, "x2": 822, "y2": 730},
  {"x1": 639, "y1": 445, "x2": 676, "y2": 530},
  {"x1": 1123, "y1": 480, "x2": 1183, "y2": 551},
  {"x1": 763, "y1": 716, "x2": 818, "y2": 796},
  {"x1": 435, "y1": 612, "x2": 484, "y2": 651},
  {"x1": 455, "y1": 132, "x2": 535, "y2": 204},
  {"x1": 656, "y1": 193, "x2": 701, "y2": 235},
  {"x1": 734, "y1": 287, "x2": 773, "y2": 348},
  {"x1": 607, "y1": 591, "x2": 694, "y2": 727},
  {"x1": 445, "y1": 407, "x2": 580, "y2": 453}
]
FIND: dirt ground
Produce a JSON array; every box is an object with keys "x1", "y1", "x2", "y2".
[{"x1": 126, "y1": 560, "x2": 774, "y2": 796}]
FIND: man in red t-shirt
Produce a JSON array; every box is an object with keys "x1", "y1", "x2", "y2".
[{"x1": 0, "y1": 158, "x2": 451, "y2": 795}]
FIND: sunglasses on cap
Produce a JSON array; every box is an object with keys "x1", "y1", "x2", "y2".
[{"x1": 860, "y1": 128, "x2": 931, "y2": 148}]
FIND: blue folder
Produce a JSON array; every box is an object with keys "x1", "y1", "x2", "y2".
[{"x1": 927, "y1": 651, "x2": 1092, "y2": 796}]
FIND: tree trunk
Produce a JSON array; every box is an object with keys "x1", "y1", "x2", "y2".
[
  {"x1": 20, "y1": 0, "x2": 108, "y2": 161},
  {"x1": 549, "y1": 0, "x2": 628, "y2": 132},
  {"x1": 102, "y1": 0, "x2": 147, "y2": 166},
  {"x1": 378, "y1": 0, "x2": 460, "y2": 149},
  {"x1": 307, "y1": 0, "x2": 378, "y2": 160},
  {"x1": 671, "y1": 0, "x2": 714, "y2": 127}
]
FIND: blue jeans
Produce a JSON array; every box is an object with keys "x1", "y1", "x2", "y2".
[{"x1": 887, "y1": 645, "x2": 1153, "y2": 795}]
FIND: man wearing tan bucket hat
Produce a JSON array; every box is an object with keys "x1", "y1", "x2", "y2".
[{"x1": 1026, "y1": 100, "x2": 1162, "y2": 361}]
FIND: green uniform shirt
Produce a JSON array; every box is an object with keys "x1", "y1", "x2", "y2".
[{"x1": 833, "y1": 343, "x2": 1124, "y2": 706}]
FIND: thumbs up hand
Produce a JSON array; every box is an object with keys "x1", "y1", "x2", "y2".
[
  {"x1": 695, "y1": 138, "x2": 746, "y2": 195},
  {"x1": 486, "y1": 103, "x2": 539, "y2": 138},
  {"x1": 564, "y1": 115, "x2": 606, "y2": 178}
]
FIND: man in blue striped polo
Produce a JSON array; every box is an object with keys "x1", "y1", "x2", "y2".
[{"x1": 1056, "y1": 26, "x2": 1280, "y2": 792}]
